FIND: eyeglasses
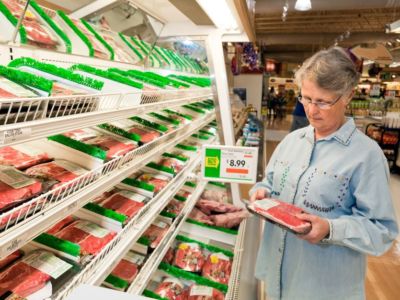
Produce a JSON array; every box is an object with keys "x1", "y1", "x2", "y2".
[{"x1": 299, "y1": 94, "x2": 342, "y2": 110}]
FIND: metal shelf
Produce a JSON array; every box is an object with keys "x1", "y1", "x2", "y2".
[
  {"x1": 126, "y1": 180, "x2": 208, "y2": 295},
  {"x1": 52, "y1": 155, "x2": 203, "y2": 300},
  {"x1": 0, "y1": 112, "x2": 215, "y2": 260},
  {"x1": 0, "y1": 89, "x2": 212, "y2": 146}
]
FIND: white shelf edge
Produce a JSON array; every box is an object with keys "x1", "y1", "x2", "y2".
[{"x1": 0, "y1": 113, "x2": 215, "y2": 260}]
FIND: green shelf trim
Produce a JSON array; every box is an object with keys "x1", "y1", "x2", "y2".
[
  {"x1": 57, "y1": 10, "x2": 94, "y2": 57},
  {"x1": 175, "y1": 144, "x2": 197, "y2": 152},
  {"x1": 143, "y1": 289, "x2": 169, "y2": 300},
  {"x1": 104, "y1": 274, "x2": 129, "y2": 290},
  {"x1": 109, "y1": 68, "x2": 165, "y2": 88},
  {"x1": 9, "y1": 57, "x2": 104, "y2": 90},
  {"x1": 199, "y1": 130, "x2": 215, "y2": 137},
  {"x1": 137, "y1": 236, "x2": 151, "y2": 246},
  {"x1": 83, "y1": 202, "x2": 127, "y2": 224},
  {"x1": 192, "y1": 102, "x2": 214, "y2": 110},
  {"x1": 160, "y1": 210, "x2": 177, "y2": 219},
  {"x1": 162, "y1": 152, "x2": 188, "y2": 162},
  {"x1": 34, "y1": 233, "x2": 81, "y2": 257},
  {"x1": 130, "y1": 116, "x2": 168, "y2": 133},
  {"x1": 144, "y1": 72, "x2": 189, "y2": 88},
  {"x1": 163, "y1": 109, "x2": 193, "y2": 120},
  {"x1": 118, "y1": 33, "x2": 143, "y2": 60},
  {"x1": 209, "y1": 182, "x2": 226, "y2": 188},
  {"x1": 121, "y1": 178, "x2": 155, "y2": 192},
  {"x1": 130, "y1": 36, "x2": 149, "y2": 55},
  {"x1": 48, "y1": 134, "x2": 106, "y2": 161},
  {"x1": 81, "y1": 19, "x2": 114, "y2": 60},
  {"x1": 154, "y1": 46, "x2": 171, "y2": 66},
  {"x1": 175, "y1": 235, "x2": 234, "y2": 258},
  {"x1": 30, "y1": 0, "x2": 71, "y2": 53},
  {"x1": 184, "y1": 181, "x2": 196, "y2": 188},
  {"x1": 174, "y1": 195, "x2": 187, "y2": 202},
  {"x1": 127, "y1": 70, "x2": 167, "y2": 88},
  {"x1": 97, "y1": 123, "x2": 141, "y2": 142},
  {"x1": 0, "y1": 65, "x2": 53, "y2": 93},
  {"x1": 191, "y1": 133, "x2": 210, "y2": 140},
  {"x1": 182, "y1": 105, "x2": 205, "y2": 114},
  {"x1": 158, "y1": 262, "x2": 228, "y2": 293},
  {"x1": 146, "y1": 162, "x2": 175, "y2": 175},
  {"x1": 186, "y1": 219, "x2": 238, "y2": 235},
  {"x1": 148, "y1": 112, "x2": 180, "y2": 125},
  {"x1": 0, "y1": 1, "x2": 27, "y2": 43},
  {"x1": 70, "y1": 64, "x2": 143, "y2": 89}
]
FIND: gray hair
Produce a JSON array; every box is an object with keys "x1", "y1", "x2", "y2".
[{"x1": 295, "y1": 47, "x2": 360, "y2": 96}]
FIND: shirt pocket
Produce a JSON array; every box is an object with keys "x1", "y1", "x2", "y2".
[{"x1": 299, "y1": 167, "x2": 351, "y2": 215}]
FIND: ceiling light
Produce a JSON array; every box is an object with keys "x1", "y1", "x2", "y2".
[
  {"x1": 295, "y1": 0, "x2": 312, "y2": 11},
  {"x1": 386, "y1": 19, "x2": 400, "y2": 33},
  {"x1": 197, "y1": 0, "x2": 239, "y2": 31}
]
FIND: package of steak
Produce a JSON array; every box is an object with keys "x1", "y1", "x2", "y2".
[
  {"x1": 0, "y1": 249, "x2": 73, "y2": 299},
  {"x1": 162, "y1": 247, "x2": 175, "y2": 265},
  {"x1": 51, "y1": 82, "x2": 87, "y2": 96},
  {"x1": 140, "y1": 220, "x2": 170, "y2": 249},
  {"x1": 0, "y1": 250, "x2": 22, "y2": 270},
  {"x1": 246, "y1": 198, "x2": 312, "y2": 234},
  {"x1": 0, "y1": 77, "x2": 38, "y2": 98},
  {"x1": 195, "y1": 199, "x2": 242, "y2": 216},
  {"x1": 120, "y1": 171, "x2": 171, "y2": 197},
  {"x1": 202, "y1": 253, "x2": 232, "y2": 285},
  {"x1": 0, "y1": 145, "x2": 51, "y2": 170},
  {"x1": 0, "y1": 166, "x2": 43, "y2": 212},
  {"x1": 209, "y1": 210, "x2": 250, "y2": 229},
  {"x1": 24, "y1": 159, "x2": 89, "y2": 191},
  {"x1": 103, "y1": 251, "x2": 146, "y2": 291},
  {"x1": 154, "y1": 277, "x2": 188, "y2": 300},
  {"x1": 173, "y1": 242, "x2": 205, "y2": 273},
  {"x1": 187, "y1": 208, "x2": 214, "y2": 226},
  {"x1": 145, "y1": 154, "x2": 187, "y2": 178},
  {"x1": 187, "y1": 284, "x2": 225, "y2": 300},
  {"x1": 163, "y1": 198, "x2": 185, "y2": 216},
  {"x1": 161, "y1": 109, "x2": 193, "y2": 124}
]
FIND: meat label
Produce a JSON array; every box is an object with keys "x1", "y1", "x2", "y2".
[
  {"x1": 253, "y1": 199, "x2": 280, "y2": 211},
  {"x1": 190, "y1": 285, "x2": 213, "y2": 296},
  {"x1": 55, "y1": 160, "x2": 87, "y2": 176},
  {"x1": 24, "y1": 251, "x2": 72, "y2": 279},
  {"x1": 124, "y1": 251, "x2": 145, "y2": 265},
  {"x1": 153, "y1": 220, "x2": 167, "y2": 229},
  {"x1": 0, "y1": 167, "x2": 37, "y2": 189},
  {"x1": 117, "y1": 190, "x2": 148, "y2": 203},
  {"x1": 163, "y1": 277, "x2": 184, "y2": 288},
  {"x1": 75, "y1": 221, "x2": 110, "y2": 238},
  {"x1": 210, "y1": 253, "x2": 230, "y2": 264},
  {"x1": 12, "y1": 144, "x2": 45, "y2": 157}
]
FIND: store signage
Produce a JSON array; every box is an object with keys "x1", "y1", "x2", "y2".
[
  {"x1": 370, "y1": 84, "x2": 381, "y2": 97},
  {"x1": 0, "y1": 128, "x2": 32, "y2": 145},
  {"x1": 201, "y1": 145, "x2": 258, "y2": 183}
]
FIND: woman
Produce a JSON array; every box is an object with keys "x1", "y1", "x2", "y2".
[{"x1": 250, "y1": 47, "x2": 398, "y2": 300}]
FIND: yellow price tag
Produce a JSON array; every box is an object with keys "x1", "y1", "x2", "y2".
[
  {"x1": 179, "y1": 243, "x2": 189, "y2": 250},
  {"x1": 210, "y1": 254, "x2": 219, "y2": 264}
]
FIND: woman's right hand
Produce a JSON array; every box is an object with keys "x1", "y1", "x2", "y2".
[{"x1": 250, "y1": 188, "x2": 268, "y2": 203}]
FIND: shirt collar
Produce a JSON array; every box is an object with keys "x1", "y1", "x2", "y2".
[{"x1": 299, "y1": 118, "x2": 356, "y2": 146}]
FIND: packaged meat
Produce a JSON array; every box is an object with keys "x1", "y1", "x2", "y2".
[
  {"x1": 173, "y1": 243, "x2": 205, "y2": 272},
  {"x1": 2, "y1": 0, "x2": 37, "y2": 20},
  {"x1": 0, "y1": 250, "x2": 72, "y2": 298},
  {"x1": 46, "y1": 215, "x2": 75, "y2": 235},
  {"x1": 87, "y1": 135, "x2": 137, "y2": 160},
  {"x1": 23, "y1": 19, "x2": 58, "y2": 48},
  {"x1": 99, "y1": 190, "x2": 148, "y2": 219},
  {"x1": 195, "y1": 200, "x2": 242, "y2": 216},
  {"x1": 0, "y1": 166, "x2": 42, "y2": 211},
  {"x1": 155, "y1": 277, "x2": 188, "y2": 300},
  {"x1": 246, "y1": 199, "x2": 312, "y2": 234},
  {"x1": 0, "y1": 145, "x2": 50, "y2": 170},
  {"x1": 200, "y1": 190, "x2": 228, "y2": 203},
  {"x1": 158, "y1": 157, "x2": 186, "y2": 174},
  {"x1": 136, "y1": 173, "x2": 170, "y2": 194},
  {"x1": 0, "y1": 77, "x2": 38, "y2": 98},
  {"x1": 51, "y1": 82, "x2": 87, "y2": 96},
  {"x1": 188, "y1": 208, "x2": 214, "y2": 226},
  {"x1": 25, "y1": 159, "x2": 88, "y2": 190},
  {"x1": 129, "y1": 126, "x2": 161, "y2": 143},
  {"x1": 0, "y1": 250, "x2": 22, "y2": 270},
  {"x1": 202, "y1": 253, "x2": 232, "y2": 285},
  {"x1": 141, "y1": 220, "x2": 169, "y2": 249},
  {"x1": 209, "y1": 210, "x2": 250, "y2": 229},
  {"x1": 52, "y1": 219, "x2": 116, "y2": 255},
  {"x1": 187, "y1": 285, "x2": 225, "y2": 300},
  {"x1": 162, "y1": 247, "x2": 175, "y2": 264},
  {"x1": 0, "y1": 87, "x2": 16, "y2": 98},
  {"x1": 72, "y1": 20, "x2": 109, "y2": 59},
  {"x1": 164, "y1": 199, "x2": 185, "y2": 215},
  {"x1": 62, "y1": 129, "x2": 98, "y2": 142}
]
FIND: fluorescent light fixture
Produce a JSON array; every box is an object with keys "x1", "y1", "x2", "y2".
[
  {"x1": 386, "y1": 19, "x2": 400, "y2": 33},
  {"x1": 295, "y1": 0, "x2": 312, "y2": 11},
  {"x1": 197, "y1": 0, "x2": 239, "y2": 31}
]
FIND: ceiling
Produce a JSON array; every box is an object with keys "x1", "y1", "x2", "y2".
[{"x1": 255, "y1": 0, "x2": 400, "y2": 63}]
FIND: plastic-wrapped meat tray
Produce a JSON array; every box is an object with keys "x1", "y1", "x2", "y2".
[
  {"x1": 187, "y1": 285, "x2": 225, "y2": 300},
  {"x1": 0, "y1": 146, "x2": 51, "y2": 170},
  {"x1": 99, "y1": 190, "x2": 147, "y2": 219},
  {"x1": 173, "y1": 242, "x2": 205, "y2": 272},
  {"x1": 155, "y1": 277, "x2": 188, "y2": 300},
  {"x1": 202, "y1": 253, "x2": 232, "y2": 285}
]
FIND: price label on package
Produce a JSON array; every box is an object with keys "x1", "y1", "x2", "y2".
[{"x1": 201, "y1": 145, "x2": 258, "y2": 183}]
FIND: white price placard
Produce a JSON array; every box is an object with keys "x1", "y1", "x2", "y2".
[{"x1": 0, "y1": 128, "x2": 32, "y2": 145}]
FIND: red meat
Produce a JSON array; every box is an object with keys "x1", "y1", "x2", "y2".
[
  {"x1": 0, "y1": 146, "x2": 50, "y2": 170},
  {"x1": 62, "y1": 129, "x2": 97, "y2": 142},
  {"x1": 187, "y1": 285, "x2": 224, "y2": 300},
  {"x1": 136, "y1": 173, "x2": 170, "y2": 193},
  {"x1": 0, "y1": 250, "x2": 22, "y2": 270},
  {"x1": 175, "y1": 190, "x2": 191, "y2": 200},
  {"x1": 2, "y1": 0, "x2": 36, "y2": 20},
  {"x1": 85, "y1": 135, "x2": 137, "y2": 160},
  {"x1": 195, "y1": 199, "x2": 242, "y2": 216},
  {"x1": 155, "y1": 278, "x2": 188, "y2": 300},
  {"x1": 249, "y1": 199, "x2": 312, "y2": 234},
  {"x1": 159, "y1": 158, "x2": 185, "y2": 173},
  {"x1": 100, "y1": 192, "x2": 145, "y2": 218},
  {"x1": 54, "y1": 220, "x2": 116, "y2": 255},
  {"x1": 129, "y1": 126, "x2": 161, "y2": 144},
  {"x1": 164, "y1": 199, "x2": 185, "y2": 215},
  {"x1": 0, "y1": 87, "x2": 17, "y2": 98},
  {"x1": 141, "y1": 222, "x2": 169, "y2": 248},
  {"x1": 46, "y1": 216, "x2": 75, "y2": 235},
  {"x1": 162, "y1": 247, "x2": 174, "y2": 264},
  {"x1": 23, "y1": 19, "x2": 58, "y2": 47},
  {"x1": 188, "y1": 208, "x2": 214, "y2": 226},
  {"x1": 200, "y1": 190, "x2": 228, "y2": 203},
  {"x1": 72, "y1": 20, "x2": 109, "y2": 59},
  {"x1": 111, "y1": 259, "x2": 138, "y2": 283},
  {"x1": 210, "y1": 210, "x2": 250, "y2": 229},
  {"x1": 202, "y1": 253, "x2": 232, "y2": 285},
  {"x1": 51, "y1": 83, "x2": 86, "y2": 96},
  {"x1": 173, "y1": 243, "x2": 204, "y2": 272},
  {"x1": 92, "y1": 190, "x2": 115, "y2": 204}
]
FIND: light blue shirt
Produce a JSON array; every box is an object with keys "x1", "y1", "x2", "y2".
[{"x1": 250, "y1": 118, "x2": 398, "y2": 300}]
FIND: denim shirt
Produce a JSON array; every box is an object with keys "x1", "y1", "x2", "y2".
[{"x1": 250, "y1": 118, "x2": 398, "y2": 300}]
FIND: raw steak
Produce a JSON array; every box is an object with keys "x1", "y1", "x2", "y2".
[
  {"x1": 54, "y1": 220, "x2": 116, "y2": 255},
  {"x1": 195, "y1": 199, "x2": 242, "y2": 215},
  {"x1": 0, "y1": 168, "x2": 42, "y2": 211},
  {"x1": 158, "y1": 158, "x2": 185, "y2": 173},
  {"x1": 0, "y1": 146, "x2": 51, "y2": 170},
  {"x1": 141, "y1": 221, "x2": 169, "y2": 249},
  {"x1": 0, "y1": 87, "x2": 16, "y2": 98},
  {"x1": 2, "y1": 0, "x2": 37, "y2": 20},
  {"x1": 200, "y1": 190, "x2": 228, "y2": 203},
  {"x1": 175, "y1": 190, "x2": 191, "y2": 200},
  {"x1": 188, "y1": 208, "x2": 214, "y2": 226},
  {"x1": 202, "y1": 253, "x2": 232, "y2": 285},
  {"x1": 23, "y1": 19, "x2": 58, "y2": 47},
  {"x1": 85, "y1": 135, "x2": 137, "y2": 160},
  {"x1": 164, "y1": 199, "x2": 185, "y2": 215},
  {"x1": 25, "y1": 160, "x2": 88, "y2": 190},
  {"x1": 173, "y1": 243, "x2": 205, "y2": 272},
  {"x1": 155, "y1": 278, "x2": 188, "y2": 300},
  {"x1": 210, "y1": 210, "x2": 250, "y2": 229},
  {"x1": 247, "y1": 199, "x2": 312, "y2": 234},
  {"x1": 110, "y1": 251, "x2": 145, "y2": 284},
  {"x1": 136, "y1": 173, "x2": 170, "y2": 193},
  {"x1": 0, "y1": 250, "x2": 22, "y2": 270},
  {"x1": 51, "y1": 82, "x2": 86, "y2": 96},
  {"x1": 46, "y1": 216, "x2": 75, "y2": 235},
  {"x1": 187, "y1": 285, "x2": 224, "y2": 300},
  {"x1": 100, "y1": 191, "x2": 146, "y2": 218},
  {"x1": 162, "y1": 247, "x2": 174, "y2": 264},
  {"x1": 129, "y1": 126, "x2": 161, "y2": 144}
]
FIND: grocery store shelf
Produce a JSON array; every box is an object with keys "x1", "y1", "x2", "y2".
[
  {"x1": 53, "y1": 155, "x2": 202, "y2": 300},
  {"x1": 0, "y1": 89, "x2": 212, "y2": 146},
  {"x1": 0, "y1": 113, "x2": 215, "y2": 260},
  {"x1": 126, "y1": 180, "x2": 208, "y2": 295},
  {"x1": 234, "y1": 112, "x2": 248, "y2": 139}
]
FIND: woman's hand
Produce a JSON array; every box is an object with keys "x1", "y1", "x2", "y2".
[
  {"x1": 250, "y1": 188, "x2": 268, "y2": 203},
  {"x1": 296, "y1": 213, "x2": 330, "y2": 244}
]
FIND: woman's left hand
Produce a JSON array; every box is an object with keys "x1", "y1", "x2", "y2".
[{"x1": 295, "y1": 213, "x2": 330, "y2": 244}]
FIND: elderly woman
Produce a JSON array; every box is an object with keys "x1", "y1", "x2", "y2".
[{"x1": 250, "y1": 47, "x2": 398, "y2": 300}]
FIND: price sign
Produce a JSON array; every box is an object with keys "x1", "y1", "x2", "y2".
[
  {"x1": 0, "y1": 128, "x2": 32, "y2": 145},
  {"x1": 201, "y1": 145, "x2": 258, "y2": 183}
]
